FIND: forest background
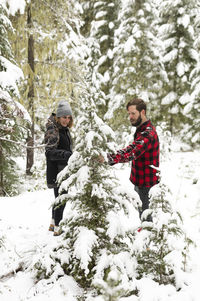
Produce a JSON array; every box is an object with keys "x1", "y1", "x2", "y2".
[
  {"x1": 1, "y1": 0, "x2": 200, "y2": 300},
  {"x1": 1, "y1": 0, "x2": 200, "y2": 196}
]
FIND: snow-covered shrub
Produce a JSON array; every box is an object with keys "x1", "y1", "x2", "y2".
[
  {"x1": 92, "y1": 267, "x2": 130, "y2": 301},
  {"x1": 133, "y1": 181, "x2": 193, "y2": 286}
]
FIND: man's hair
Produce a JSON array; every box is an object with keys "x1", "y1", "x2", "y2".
[{"x1": 126, "y1": 98, "x2": 146, "y2": 113}]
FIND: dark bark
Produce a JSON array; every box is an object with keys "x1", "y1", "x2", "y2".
[
  {"x1": 0, "y1": 145, "x2": 3, "y2": 195},
  {"x1": 26, "y1": 1, "x2": 35, "y2": 175}
]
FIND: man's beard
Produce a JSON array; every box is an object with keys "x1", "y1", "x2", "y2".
[{"x1": 131, "y1": 114, "x2": 142, "y2": 127}]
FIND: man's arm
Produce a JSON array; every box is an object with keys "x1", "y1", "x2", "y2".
[{"x1": 107, "y1": 131, "x2": 154, "y2": 165}]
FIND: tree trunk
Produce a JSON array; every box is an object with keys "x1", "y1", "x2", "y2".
[
  {"x1": 26, "y1": 1, "x2": 35, "y2": 175},
  {"x1": 0, "y1": 145, "x2": 4, "y2": 195}
]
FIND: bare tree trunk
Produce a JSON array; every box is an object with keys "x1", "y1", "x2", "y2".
[
  {"x1": 0, "y1": 145, "x2": 4, "y2": 195},
  {"x1": 26, "y1": 1, "x2": 35, "y2": 175}
]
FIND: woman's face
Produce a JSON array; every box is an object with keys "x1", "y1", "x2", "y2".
[{"x1": 59, "y1": 115, "x2": 71, "y2": 127}]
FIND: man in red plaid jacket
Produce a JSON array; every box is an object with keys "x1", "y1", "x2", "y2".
[{"x1": 100, "y1": 98, "x2": 160, "y2": 222}]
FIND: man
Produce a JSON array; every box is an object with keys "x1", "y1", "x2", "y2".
[{"x1": 100, "y1": 98, "x2": 160, "y2": 223}]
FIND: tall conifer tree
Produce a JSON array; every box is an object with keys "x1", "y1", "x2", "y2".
[
  {"x1": 0, "y1": 4, "x2": 26, "y2": 195},
  {"x1": 31, "y1": 19, "x2": 138, "y2": 297},
  {"x1": 80, "y1": 0, "x2": 120, "y2": 117},
  {"x1": 133, "y1": 182, "x2": 193, "y2": 286},
  {"x1": 183, "y1": 5, "x2": 200, "y2": 145},
  {"x1": 157, "y1": 0, "x2": 198, "y2": 134},
  {"x1": 105, "y1": 0, "x2": 163, "y2": 131}
]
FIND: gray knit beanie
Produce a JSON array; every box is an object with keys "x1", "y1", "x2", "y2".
[{"x1": 56, "y1": 100, "x2": 72, "y2": 117}]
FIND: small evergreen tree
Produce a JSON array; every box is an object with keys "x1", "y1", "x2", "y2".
[
  {"x1": 31, "y1": 35, "x2": 138, "y2": 297},
  {"x1": 133, "y1": 181, "x2": 193, "y2": 286},
  {"x1": 92, "y1": 268, "x2": 130, "y2": 300},
  {"x1": 32, "y1": 81, "x2": 138, "y2": 291}
]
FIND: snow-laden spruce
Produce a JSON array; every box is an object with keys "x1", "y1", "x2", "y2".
[
  {"x1": 30, "y1": 72, "x2": 139, "y2": 298},
  {"x1": 132, "y1": 180, "x2": 194, "y2": 288},
  {"x1": 49, "y1": 87, "x2": 139, "y2": 291},
  {"x1": 157, "y1": 0, "x2": 199, "y2": 136},
  {"x1": 0, "y1": 3, "x2": 28, "y2": 196},
  {"x1": 105, "y1": 0, "x2": 163, "y2": 126}
]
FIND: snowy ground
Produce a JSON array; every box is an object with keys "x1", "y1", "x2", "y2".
[{"x1": 0, "y1": 148, "x2": 200, "y2": 300}]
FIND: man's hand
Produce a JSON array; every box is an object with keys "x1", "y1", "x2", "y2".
[{"x1": 98, "y1": 155, "x2": 105, "y2": 163}]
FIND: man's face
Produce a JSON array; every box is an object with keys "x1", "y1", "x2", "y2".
[{"x1": 127, "y1": 105, "x2": 142, "y2": 127}]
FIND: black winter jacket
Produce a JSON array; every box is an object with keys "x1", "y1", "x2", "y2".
[{"x1": 44, "y1": 113, "x2": 73, "y2": 188}]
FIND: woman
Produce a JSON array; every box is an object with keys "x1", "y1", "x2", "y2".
[{"x1": 44, "y1": 100, "x2": 73, "y2": 236}]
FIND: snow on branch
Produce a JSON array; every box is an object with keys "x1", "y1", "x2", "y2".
[
  {"x1": 0, "y1": 137, "x2": 46, "y2": 149},
  {"x1": 0, "y1": 89, "x2": 31, "y2": 122}
]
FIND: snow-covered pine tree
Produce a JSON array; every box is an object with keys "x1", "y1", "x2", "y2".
[
  {"x1": 92, "y1": 267, "x2": 130, "y2": 301},
  {"x1": 0, "y1": 89, "x2": 30, "y2": 196},
  {"x1": 133, "y1": 181, "x2": 193, "y2": 286},
  {"x1": 105, "y1": 0, "x2": 164, "y2": 132},
  {"x1": 0, "y1": 4, "x2": 26, "y2": 196},
  {"x1": 56, "y1": 86, "x2": 137, "y2": 289},
  {"x1": 49, "y1": 79, "x2": 138, "y2": 291},
  {"x1": 157, "y1": 0, "x2": 198, "y2": 135},
  {"x1": 31, "y1": 34, "x2": 139, "y2": 299},
  {"x1": 186, "y1": 69, "x2": 200, "y2": 146},
  {"x1": 80, "y1": 0, "x2": 120, "y2": 118},
  {"x1": 183, "y1": 5, "x2": 200, "y2": 146},
  {"x1": 0, "y1": 4, "x2": 13, "y2": 62}
]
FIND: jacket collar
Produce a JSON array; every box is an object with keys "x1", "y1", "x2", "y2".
[
  {"x1": 135, "y1": 120, "x2": 151, "y2": 133},
  {"x1": 137, "y1": 120, "x2": 151, "y2": 130}
]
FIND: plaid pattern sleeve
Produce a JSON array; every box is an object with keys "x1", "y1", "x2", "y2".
[{"x1": 107, "y1": 120, "x2": 160, "y2": 187}]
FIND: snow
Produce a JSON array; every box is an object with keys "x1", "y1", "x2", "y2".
[
  {"x1": 178, "y1": 14, "x2": 190, "y2": 28},
  {"x1": 161, "y1": 91, "x2": 177, "y2": 105},
  {"x1": 76, "y1": 165, "x2": 90, "y2": 189},
  {"x1": 0, "y1": 143, "x2": 200, "y2": 300},
  {"x1": 177, "y1": 62, "x2": 188, "y2": 77},
  {"x1": 163, "y1": 49, "x2": 178, "y2": 63},
  {"x1": 178, "y1": 92, "x2": 191, "y2": 105},
  {"x1": 0, "y1": 0, "x2": 27, "y2": 15},
  {"x1": 73, "y1": 227, "x2": 98, "y2": 275},
  {"x1": 0, "y1": 56, "x2": 24, "y2": 97},
  {"x1": 86, "y1": 131, "x2": 103, "y2": 151},
  {"x1": 124, "y1": 36, "x2": 135, "y2": 53},
  {"x1": 0, "y1": 89, "x2": 31, "y2": 122}
]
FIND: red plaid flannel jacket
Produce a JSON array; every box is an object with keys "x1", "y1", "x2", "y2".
[{"x1": 108, "y1": 120, "x2": 160, "y2": 187}]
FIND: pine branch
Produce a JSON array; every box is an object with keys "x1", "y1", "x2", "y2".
[
  {"x1": 0, "y1": 137, "x2": 46, "y2": 149},
  {"x1": 0, "y1": 262, "x2": 23, "y2": 281}
]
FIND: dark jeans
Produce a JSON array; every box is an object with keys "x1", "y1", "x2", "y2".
[
  {"x1": 52, "y1": 187, "x2": 66, "y2": 226},
  {"x1": 134, "y1": 186, "x2": 152, "y2": 222}
]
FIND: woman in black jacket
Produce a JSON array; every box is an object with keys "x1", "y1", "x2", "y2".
[{"x1": 44, "y1": 100, "x2": 73, "y2": 236}]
